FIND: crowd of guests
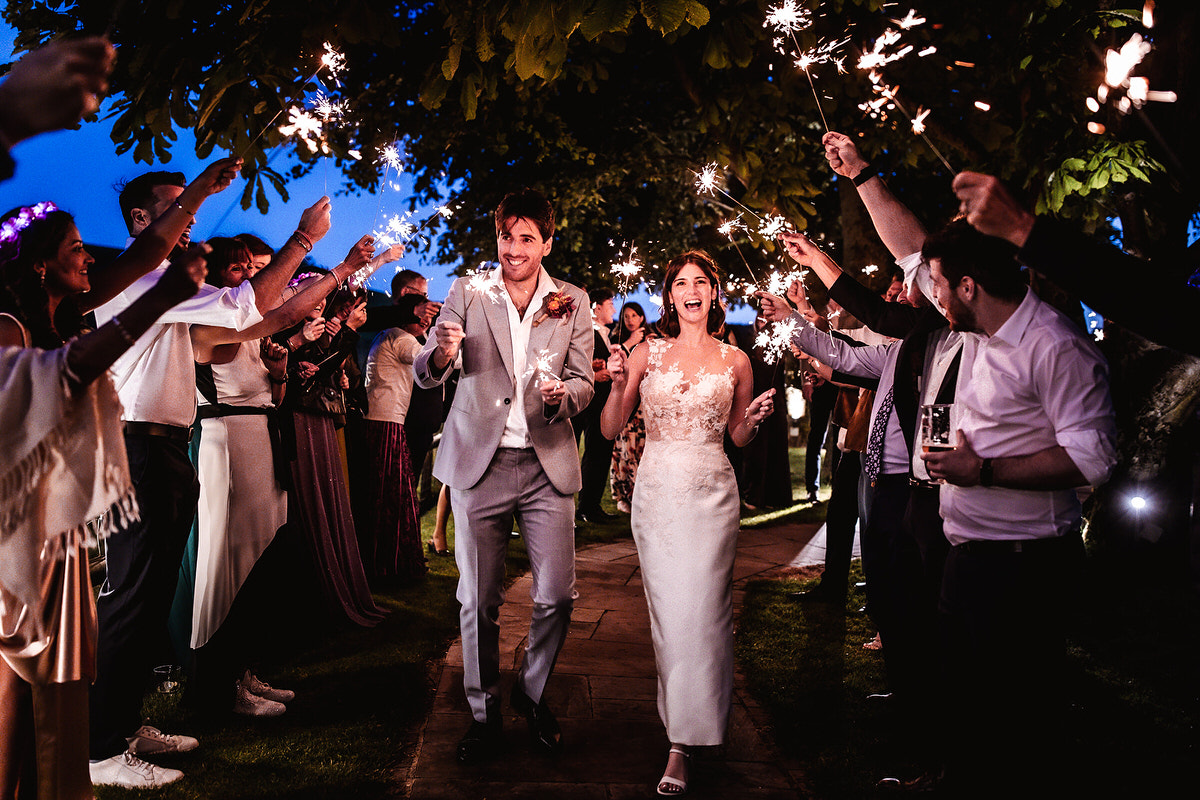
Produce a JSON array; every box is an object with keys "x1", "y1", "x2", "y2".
[
  {"x1": 1, "y1": 34, "x2": 1191, "y2": 800},
  {"x1": 0, "y1": 38, "x2": 437, "y2": 793}
]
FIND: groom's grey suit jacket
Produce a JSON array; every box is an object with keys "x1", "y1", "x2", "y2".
[{"x1": 413, "y1": 273, "x2": 594, "y2": 494}]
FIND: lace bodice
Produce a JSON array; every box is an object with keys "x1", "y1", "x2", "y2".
[{"x1": 639, "y1": 337, "x2": 735, "y2": 446}]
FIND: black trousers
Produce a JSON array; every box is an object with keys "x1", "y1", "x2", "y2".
[
  {"x1": 817, "y1": 450, "x2": 861, "y2": 596},
  {"x1": 576, "y1": 399, "x2": 614, "y2": 512},
  {"x1": 90, "y1": 433, "x2": 199, "y2": 760},
  {"x1": 939, "y1": 532, "x2": 1082, "y2": 795},
  {"x1": 804, "y1": 381, "x2": 838, "y2": 493}
]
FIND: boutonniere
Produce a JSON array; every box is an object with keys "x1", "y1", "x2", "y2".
[{"x1": 532, "y1": 290, "x2": 576, "y2": 327}]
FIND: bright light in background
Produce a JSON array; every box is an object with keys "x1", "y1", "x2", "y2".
[{"x1": 1130, "y1": 495, "x2": 1148, "y2": 511}]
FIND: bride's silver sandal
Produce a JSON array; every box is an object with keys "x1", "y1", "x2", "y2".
[{"x1": 657, "y1": 746, "x2": 690, "y2": 796}]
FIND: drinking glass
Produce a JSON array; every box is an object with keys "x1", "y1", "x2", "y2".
[{"x1": 919, "y1": 404, "x2": 954, "y2": 484}]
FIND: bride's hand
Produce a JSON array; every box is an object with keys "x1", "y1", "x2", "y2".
[
  {"x1": 607, "y1": 347, "x2": 628, "y2": 387},
  {"x1": 745, "y1": 388, "x2": 776, "y2": 428}
]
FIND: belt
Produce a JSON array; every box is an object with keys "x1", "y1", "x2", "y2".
[
  {"x1": 124, "y1": 421, "x2": 193, "y2": 442},
  {"x1": 953, "y1": 534, "x2": 1079, "y2": 555},
  {"x1": 909, "y1": 477, "x2": 940, "y2": 490}
]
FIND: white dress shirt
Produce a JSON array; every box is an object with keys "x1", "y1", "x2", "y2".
[
  {"x1": 94, "y1": 250, "x2": 263, "y2": 426},
  {"x1": 364, "y1": 327, "x2": 422, "y2": 424},
  {"x1": 498, "y1": 266, "x2": 557, "y2": 449},
  {"x1": 940, "y1": 288, "x2": 1117, "y2": 544}
]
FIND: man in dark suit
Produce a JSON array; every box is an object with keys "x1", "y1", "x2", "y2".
[{"x1": 575, "y1": 288, "x2": 617, "y2": 523}]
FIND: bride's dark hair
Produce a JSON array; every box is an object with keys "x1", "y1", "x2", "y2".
[{"x1": 656, "y1": 250, "x2": 724, "y2": 338}]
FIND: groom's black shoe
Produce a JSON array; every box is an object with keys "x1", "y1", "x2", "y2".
[
  {"x1": 510, "y1": 686, "x2": 563, "y2": 756},
  {"x1": 456, "y1": 711, "x2": 503, "y2": 765}
]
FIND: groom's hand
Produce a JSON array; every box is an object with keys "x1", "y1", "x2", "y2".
[
  {"x1": 540, "y1": 378, "x2": 566, "y2": 406},
  {"x1": 432, "y1": 321, "x2": 464, "y2": 370}
]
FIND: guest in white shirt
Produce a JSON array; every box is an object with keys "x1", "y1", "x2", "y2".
[
  {"x1": 919, "y1": 219, "x2": 1117, "y2": 796},
  {"x1": 88, "y1": 169, "x2": 333, "y2": 788}
]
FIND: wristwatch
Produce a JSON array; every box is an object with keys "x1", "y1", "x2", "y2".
[{"x1": 979, "y1": 458, "x2": 994, "y2": 487}]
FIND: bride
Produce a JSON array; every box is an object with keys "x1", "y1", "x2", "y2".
[{"x1": 601, "y1": 251, "x2": 774, "y2": 796}]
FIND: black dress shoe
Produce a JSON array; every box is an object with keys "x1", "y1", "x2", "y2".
[
  {"x1": 575, "y1": 507, "x2": 616, "y2": 524},
  {"x1": 456, "y1": 714, "x2": 503, "y2": 764},
  {"x1": 510, "y1": 686, "x2": 562, "y2": 756}
]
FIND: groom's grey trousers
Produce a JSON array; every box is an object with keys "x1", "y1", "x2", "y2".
[{"x1": 452, "y1": 447, "x2": 576, "y2": 722}]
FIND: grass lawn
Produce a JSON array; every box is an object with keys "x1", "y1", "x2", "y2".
[
  {"x1": 104, "y1": 441, "x2": 1200, "y2": 797},
  {"x1": 95, "y1": 450, "x2": 658, "y2": 798},
  {"x1": 735, "y1": 488, "x2": 1200, "y2": 797}
]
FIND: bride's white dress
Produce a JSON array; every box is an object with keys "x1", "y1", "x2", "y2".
[{"x1": 632, "y1": 337, "x2": 740, "y2": 746}]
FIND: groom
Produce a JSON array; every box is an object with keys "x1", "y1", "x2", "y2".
[{"x1": 413, "y1": 188, "x2": 594, "y2": 763}]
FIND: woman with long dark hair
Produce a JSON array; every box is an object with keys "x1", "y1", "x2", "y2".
[
  {"x1": 602, "y1": 251, "x2": 774, "y2": 796},
  {"x1": 609, "y1": 301, "x2": 650, "y2": 512},
  {"x1": 1, "y1": 199, "x2": 209, "y2": 796}
]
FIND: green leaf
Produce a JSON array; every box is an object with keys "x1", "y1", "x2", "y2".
[
  {"x1": 443, "y1": 42, "x2": 462, "y2": 80},
  {"x1": 580, "y1": 0, "x2": 637, "y2": 39},
  {"x1": 641, "y1": 0, "x2": 688, "y2": 34}
]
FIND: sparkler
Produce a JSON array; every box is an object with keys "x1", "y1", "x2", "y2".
[
  {"x1": 352, "y1": 204, "x2": 457, "y2": 289},
  {"x1": 764, "y1": 2, "x2": 849, "y2": 131},
  {"x1": 717, "y1": 216, "x2": 764, "y2": 286},
  {"x1": 241, "y1": 42, "x2": 346, "y2": 158},
  {"x1": 855, "y1": 15, "x2": 955, "y2": 173}
]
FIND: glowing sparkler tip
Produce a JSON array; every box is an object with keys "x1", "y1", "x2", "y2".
[
  {"x1": 695, "y1": 162, "x2": 721, "y2": 194},
  {"x1": 911, "y1": 107, "x2": 931, "y2": 135},
  {"x1": 377, "y1": 142, "x2": 403, "y2": 171},
  {"x1": 321, "y1": 42, "x2": 347, "y2": 77},
  {"x1": 764, "y1": 1, "x2": 813, "y2": 34},
  {"x1": 893, "y1": 10, "x2": 926, "y2": 30}
]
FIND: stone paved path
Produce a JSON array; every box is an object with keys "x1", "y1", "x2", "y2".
[{"x1": 403, "y1": 520, "x2": 850, "y2": 799}]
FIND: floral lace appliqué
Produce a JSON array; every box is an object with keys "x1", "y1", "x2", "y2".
[{"x1": 640, "y1": 338, "x2": 735, "y2": 446}]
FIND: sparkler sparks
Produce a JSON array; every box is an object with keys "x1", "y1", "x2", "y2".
[
  {"x1": 377, "y1": 142, "x2": 403, "y2": 171},
  {"x1": 911, "y1": 106, "x2": 931, "y2": 135},
  {"x1": 758, "y1": 214, "x2": 792, "y2": 240},
  {"x1": 278, "y1": 107, "x2": 326, "y2": 154},
  {"x1": 466, "y1": 263, "x2": 504, "y2": 306},
  {"x1": 764, "y1": 1, "x2": 813, "y2": 35},
  {"x1": 692, "y1": 163, "x2": 766, "y2": 224},
  {"x1": 609, "y1": 244, "x2": 645, "y2": 295},
  {"x1": 755, "y1": 316, "x2": 799, "y2": 365},
  {"x1": 321, "y1": 42, "x2": 347, "y2": 82},
  {"x1": 312, "y1": 92, "x2": 347, "y2": 122},
  {"x1": 694, "y1": 162, "x2": 721, "y2": 195},
  {"x1": 1087, "y1": 8, "x2": 1177, "y2": 131}
]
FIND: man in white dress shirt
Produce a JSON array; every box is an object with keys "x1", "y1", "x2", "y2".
[
  {"x1": 920, "y1": 219, "x2": 1117, "y2": 796},
  {"x1": 88, "y1": 169, "x2": 332, "y2": 788}
]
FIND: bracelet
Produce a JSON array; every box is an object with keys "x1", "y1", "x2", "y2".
[
  {"x1": 110, "y1": 315, "x2": 136, "y2": 346},
  {"x1": 291, "y1": 230, "x2": 314, "y2": 253},
  {"x1": 851, "y1": 165, "x2": 875, "y2": 187},
  {"x1": 172, "y1": 198, "x2": 197, "y2": 215}
]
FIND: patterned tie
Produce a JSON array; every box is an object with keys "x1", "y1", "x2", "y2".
[{"x1": 861, "y1": 385, "x2": 894, "y2": 487}]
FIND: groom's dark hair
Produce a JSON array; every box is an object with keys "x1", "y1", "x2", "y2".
[{"x1": 495, "y1": 188, "x2": 555, "y2": 241}]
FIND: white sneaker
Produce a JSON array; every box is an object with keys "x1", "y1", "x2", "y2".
[
  {"x1": 242, "y1": 671, "x2": 295, "y2": 703},
  {"x1": 90, "y1": 752, "x2": 184, "y2": 787},
  {"x1": 126, "y1": 724, "x2": 199, "y2": 755},
  {"x1": 234, "y1": 681, "x2": 286, "y2": 717}
]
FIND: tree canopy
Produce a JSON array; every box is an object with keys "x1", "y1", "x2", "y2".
[{"x1": 4, "y1": 0, "x2": 1194, "y2": 291}]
